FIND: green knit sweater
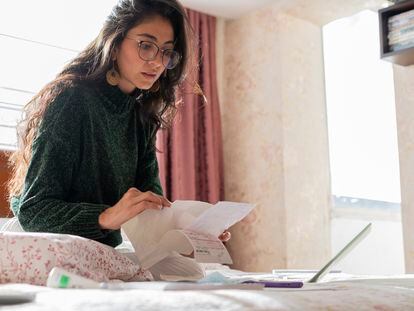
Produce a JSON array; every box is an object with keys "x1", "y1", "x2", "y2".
[{"x1": 11, "y1": 81, "x2": 163, "y2": 247}]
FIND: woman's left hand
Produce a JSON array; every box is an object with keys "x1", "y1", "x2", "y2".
[
  {"x1": 218, "y1": 230, "x2": 231, "y2": 242},
  {"x1": 180, "y1": 230, "x2": 231, "y2": 258}
]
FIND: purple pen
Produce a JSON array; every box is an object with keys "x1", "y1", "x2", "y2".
[{"x1": 242, "y1": 281, "x2": 303, "y2": 288}]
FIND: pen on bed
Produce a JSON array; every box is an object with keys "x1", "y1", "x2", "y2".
[{"x1": 242, "y1": 280, "x2": 304, "y2": 288}]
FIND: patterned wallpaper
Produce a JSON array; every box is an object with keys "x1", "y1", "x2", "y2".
[
  {"x1": 393, "y1": 65, "x2": 414, "y2": 273},
  {"x1": 218, "y1": 8, "x2": 331, "y2": 272}
]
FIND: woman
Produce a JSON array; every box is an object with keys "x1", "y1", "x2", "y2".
[{"x1": 7, "y1": 0, "x2": 198, "y2": 248}]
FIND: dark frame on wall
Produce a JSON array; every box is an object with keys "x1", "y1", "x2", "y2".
[
  {"x1": 379, "y1": 0, "x2": 414, "y2": 66},
  {"x1": 0, "y1": 151, "x2": 12, "y2": 217}
]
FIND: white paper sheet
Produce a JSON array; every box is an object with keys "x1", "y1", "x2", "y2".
[{"x1": 185, "y1": 201, "x2": 255, "y2": 237}]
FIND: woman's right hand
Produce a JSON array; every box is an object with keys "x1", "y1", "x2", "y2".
[{"x1": 98, "y1": 187, "x2": 171, "y2": 230}]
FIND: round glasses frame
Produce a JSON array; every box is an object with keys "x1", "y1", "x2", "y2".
[{"x1": 125, "y1": 37, "x2": 181, "y2": 69}]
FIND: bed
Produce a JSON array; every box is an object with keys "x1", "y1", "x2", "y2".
[
  {"x1": 1, "y1": 222, "x2": 413, "y2": 310},
  {"x1": 1, "y1": 276, "x2": 414, "y2": 310}
]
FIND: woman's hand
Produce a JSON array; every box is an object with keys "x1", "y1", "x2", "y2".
[
  {"x1": 98, "y1": 187, "x2": 171, "y2": 230},
  {"x1": 218, "y1": 230, "x2": 231, "y2": 242},
  {"x1": 182, "y1": 230, "x2": 232, "y2": 258}
]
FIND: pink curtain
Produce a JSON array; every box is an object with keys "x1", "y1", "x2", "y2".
[{"x1": 156, "y1": 10, "x2": 224, "y2": 203}]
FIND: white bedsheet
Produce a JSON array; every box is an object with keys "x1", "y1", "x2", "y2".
[{"x1": 1, "y1": 277, "x2": 414, "y2": 310}]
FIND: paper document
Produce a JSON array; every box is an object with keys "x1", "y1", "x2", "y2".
[
  {"x1": 186, "y1": 202, "x2": 255, "y2": 237},
  {"x1": 181, "y1": 229, "x2": 232, "y2": 264},
  {"x1": 122, "y1": 200, "x2": 255, "y2": 281}
]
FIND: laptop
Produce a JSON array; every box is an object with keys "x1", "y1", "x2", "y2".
[
  {"x1": 272, "y1": 222, "x2": 372, "y2": 284},
  {"x1": 202, "y1": 223, "x2": 372, "y2": 288},
  {"x1": 306, "y1": 222, "x2": 372, "y2": 282}
]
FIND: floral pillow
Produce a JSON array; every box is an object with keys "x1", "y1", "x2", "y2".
[{"x1": 0, "y1": 231, "x2": 152, "y2": 286}]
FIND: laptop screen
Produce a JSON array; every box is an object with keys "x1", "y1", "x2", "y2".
[{"x1": 308, "y1": 222, "x2": 372, "y2": 283}]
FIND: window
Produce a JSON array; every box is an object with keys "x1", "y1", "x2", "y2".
[
  {"x1": 323, "y1": 10, "x2": 404, "y2": 274},
  {"x1": 0, "y1": 0, "x2": 117, "y2": 150}
]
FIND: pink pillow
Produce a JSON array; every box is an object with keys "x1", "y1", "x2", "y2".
[{"x1": 0, "y1": 231, "x2": 152, "y2": 285}]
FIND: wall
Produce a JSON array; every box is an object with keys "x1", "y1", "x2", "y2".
[
  {"x1": 218, "y1": 8, "x2": 331, "y2": 272},
  {"x1": 393, "y1": 65, "x2": 414, "y2": 272}
]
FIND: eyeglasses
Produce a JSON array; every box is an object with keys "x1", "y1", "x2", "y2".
[{"x1": 125, "y1": 37, "x2": 181, "y2": 69}]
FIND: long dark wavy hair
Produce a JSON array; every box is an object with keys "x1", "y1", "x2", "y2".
[{"x1": 8, "y1": 0, "x2": 195, "y2": 197}]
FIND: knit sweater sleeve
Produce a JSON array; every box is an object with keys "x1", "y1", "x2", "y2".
[{"x1": 15, "y1": 87, "x2": 111, "y2": 240}]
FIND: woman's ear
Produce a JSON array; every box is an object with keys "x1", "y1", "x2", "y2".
[{"x1": 111, "y1": 47, "x2": 118, "y2": 61}]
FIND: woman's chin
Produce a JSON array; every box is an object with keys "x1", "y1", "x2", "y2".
[
  {"x1": 136, "y1": 84, "x2": 149, "y2": 90},
  {"x1": 134, "y1": 80, "x2": 155, "y2": 90}
]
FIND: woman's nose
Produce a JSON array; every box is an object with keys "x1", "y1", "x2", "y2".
[{"x1": 148, "y1": 52, "x2": 163, "y2": 68}]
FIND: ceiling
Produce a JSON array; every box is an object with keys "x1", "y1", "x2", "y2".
[
  {"x1": 179, "y1": 0, "x2": 278, "y2": 19},
  {"x1": 180, "y1": 0, "x2": 391, "y2": 22}
]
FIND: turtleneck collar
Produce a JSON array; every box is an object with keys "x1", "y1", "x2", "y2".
[
  {"x1": 100, "y1": 80, "x2": 133, "y2": 102},
  {"x1": 96, "y1": 79, "x2": 145, "y2": 113}
]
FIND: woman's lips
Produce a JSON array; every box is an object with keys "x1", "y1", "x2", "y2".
[{"x1": 142, "y1": 72, "x2": 157, "y2": 80}]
